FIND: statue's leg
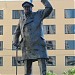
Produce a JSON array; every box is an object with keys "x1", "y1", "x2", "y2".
[
  {"x1": 24, "y1": 59, "x2": 33, "y2": 75},
  {"x1": 38, "y1": 59, "x2": 46, "y2": 75}
]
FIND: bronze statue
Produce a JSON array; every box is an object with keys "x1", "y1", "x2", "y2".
[{"x1": 13, "y1": 0, "x2": 53, "y2": 75}]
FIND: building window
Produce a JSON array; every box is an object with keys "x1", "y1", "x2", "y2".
[
  {"x1": 46, "y1": 9, "x2": 55, "y2": 19},
  {"x1": 65, "y1": 24, "x2": 75, "y2": 34},
  {"x1": 46, "y1": 56, "x2": 56, "y2": 66},
  {"x1": 43, "y1": 25, "x2": 56, "y2": 34},
  {"x1": 12, "y1": 57, "x2": 24, "y2": 66},
  {"x1": 65, "y1": 9, "x2": 75, "y2": 18},
  {"x1": 0, "y1": 57, "x2": 3, "y2": 66},
  {"x1": 0, "y1": 10, "x2": 3, "y2": 19},
  {"x1": 46, "y1": 41, "x2": 56, "y2": 50},
  {"x1": 12, "y1": 25, "x2": 17, "y2": 35},
  {"x1": 12, "y1": 10, "x2": 24, "y2": 19},
  {"x1": 65, "y1": 56, "x2": 75, "y2": 66},
  {"x1": 0, "y1": 26, "x2": 3, "y2": 35},
  {"x1": 65, "y1": 40, "x2": 75, "y2": 50},
  {"x1": 0, "y1": 41, "x2": 3, "y2": 50}
]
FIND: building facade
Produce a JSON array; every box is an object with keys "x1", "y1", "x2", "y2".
[{"x1": 0, "y1": 0, "x2": 75, "y2": 75}]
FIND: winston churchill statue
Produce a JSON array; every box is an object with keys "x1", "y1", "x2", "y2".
[{"x1": 13, "y1": 0, "x2": 53, "y2": 75}]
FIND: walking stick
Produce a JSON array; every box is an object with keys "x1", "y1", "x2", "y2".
[
  {"x1": 16, "y1": 46, "x2": 18, "y2": 75},
  {"x1": 15, "y1": 11, "x2": 23, "y2": 75},
  {"x1": 15, "y1": 38, "x2": 23, "y2": 75},
  {"x1": 15, "y1": 10, "x2": 24, "y2": 75}
]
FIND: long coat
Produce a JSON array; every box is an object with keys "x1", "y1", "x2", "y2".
[{"x1": 13, "y1": 0, "x2": 53, "y2": 60}]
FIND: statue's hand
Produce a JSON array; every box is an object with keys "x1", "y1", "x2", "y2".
[{"x1": 13, "y1": 42, "x2": 19, "y2": 48}]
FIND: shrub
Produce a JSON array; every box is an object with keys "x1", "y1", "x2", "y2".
[
  {"x1": 46, "y1": 71, "x2": 57, "y2": 75},
  {"x1": 63, "y1": 67, "x2": 75, "y2": 75}
]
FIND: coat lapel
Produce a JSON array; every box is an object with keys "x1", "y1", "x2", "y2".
[
  {"x1": 20, "y1": 13, "x2": 34, "y2": 33},
  {"x1": 24, "y1": 13, "x2": 34, "y2": 26}
]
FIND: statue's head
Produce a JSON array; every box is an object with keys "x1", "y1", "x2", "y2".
[{"x1": 22, "y1": 0, "x2": 34, "y2": 15}]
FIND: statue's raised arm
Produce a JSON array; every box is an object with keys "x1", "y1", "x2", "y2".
[{"x1": 40, "y1": 0, "x2": 53, "y2": 19}]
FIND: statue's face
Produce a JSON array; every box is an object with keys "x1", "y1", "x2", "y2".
[{"x1": 24, "y1": 6, "x2": 32, "y2": 14}]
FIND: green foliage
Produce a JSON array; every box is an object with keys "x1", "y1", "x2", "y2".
[
  {"x1": 63, "y1": 67, "x2": 75, "y2": 75},
  {"x1": 46, "y1": 67, "x2": 75, "y2": 75},
  {"x1": 46, "y1": 71, "x2": 57, "y2": 75}
]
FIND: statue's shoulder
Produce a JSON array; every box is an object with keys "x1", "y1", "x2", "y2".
[
  {"x1": 32, "y1": 12, "x2": 37, "y2": 15},
  {"x1": 19, "y1": 13, "x2": 26, "y2": 21},
  {"x1": 32, "y1": 10, "x2": 43, "y2": 15},
  {"x1": 36, "y1": 9, "x2": 43, "y2": 15},
  {"x1": 31, "y1": 12, "x2": 37, "y2": 17}
]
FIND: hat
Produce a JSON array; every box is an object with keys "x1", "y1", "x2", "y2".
[{"x1": 22, "y1": 0, "x2": 34, "y2": 7}]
